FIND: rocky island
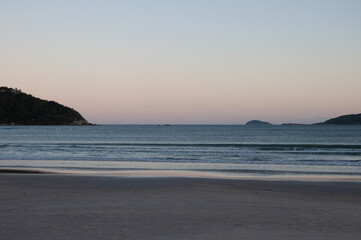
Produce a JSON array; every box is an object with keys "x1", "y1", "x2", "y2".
[
  {"x1": 245, "y1": 120, "x2": 272, "y2": 125},
  {"x1": 315, "y1": 113, "x2": 361, "y2": 125},
  {"x1": 0, "y1": 87, "x2": 92, "y2": 125}
]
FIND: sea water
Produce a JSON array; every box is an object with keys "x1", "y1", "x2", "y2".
[{"x1": 0, "y1": 125, "x2": 361, "y2": 177}]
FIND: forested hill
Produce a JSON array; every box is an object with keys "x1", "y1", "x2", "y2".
[
  {"x1": 0, "y1": 87, "x2": 91, "y2": 125},
  {"x1": 315, "y1": 113, "x2": 361, "y2": 125}
]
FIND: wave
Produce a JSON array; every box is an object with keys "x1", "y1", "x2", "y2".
[
  {"x1": 4, "y1": 142, "x2": 361, "y2": 149},
  {"x1": 1, "y1": 165, "x2": 360, "y2": 176}
]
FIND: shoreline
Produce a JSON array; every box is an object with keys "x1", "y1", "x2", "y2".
[
  {"x1": 1, "y1": 173, "x2": 361, "y2": 239},
  {"x1": 1, "y1": 167, "x2": 361, "y2": 182}
]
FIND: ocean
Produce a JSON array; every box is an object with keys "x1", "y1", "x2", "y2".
[{"x1": 1, "y1": 125, "x2": 361, "y2": 177}]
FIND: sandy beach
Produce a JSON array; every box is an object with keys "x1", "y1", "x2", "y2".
[{"x1": 1, "y1": 173, "x2": 361, "y2": 240}]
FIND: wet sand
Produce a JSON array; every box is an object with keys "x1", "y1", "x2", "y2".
[{"x1": 1, "y1": 173, "x2": 361, "y2": 240}]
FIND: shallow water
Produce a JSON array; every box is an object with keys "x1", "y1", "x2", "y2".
[{"x1": 1, "y1": 125, "x2": 361, "y2": 177}]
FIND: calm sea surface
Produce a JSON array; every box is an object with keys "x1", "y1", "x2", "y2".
[{"x1": 1, "y1": 125, "x2": 361, "y2": 177}]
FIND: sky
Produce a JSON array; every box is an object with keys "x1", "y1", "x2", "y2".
[{"x1": 1, "y1": 0, "x2": 360, "y2": 124}]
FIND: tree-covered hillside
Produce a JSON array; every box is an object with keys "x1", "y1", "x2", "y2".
[
  {"x1": 316, "y1": 113, "x2": 361, "y2": 125},
  {"x1": 0, "y1": 87, "x2": 90, "y2": 125}
]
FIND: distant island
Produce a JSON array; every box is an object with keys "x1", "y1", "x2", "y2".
[
  {"x1": 315, "y1": 113, "x2": 361, "y2": 125},
  {"x1": 246, "y1": 113, "x2": 361, "y2": 126},
  {"x1": 245, "y1": 120, "x2": 272, "y2": 125},
  {"x1": 0, "y1": 87, "x2": 92, "y2": 125}
]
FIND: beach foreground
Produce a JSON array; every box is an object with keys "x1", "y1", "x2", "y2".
[{"x1": 1, "y1": 173, "x2": 361, "y2": 240}]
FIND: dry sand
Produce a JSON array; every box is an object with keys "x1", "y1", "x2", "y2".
[{"x1": 0, "y1": 173, "x2": 361, "y2": 240}]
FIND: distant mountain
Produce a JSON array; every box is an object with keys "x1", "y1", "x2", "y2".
[
  {"x1": 0, "y1": 87, "x2": 91, "y2": 125},
  {"x1": 315, "y1": 113, "x2": 361, "y2": 125},
  {"x1": 245, "y1": 120, "x2": 272, "y2": 125}
]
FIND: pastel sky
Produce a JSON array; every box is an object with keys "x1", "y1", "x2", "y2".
[{"x1": 1, "y1": 0, "x2": 360, "y2": 124}]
